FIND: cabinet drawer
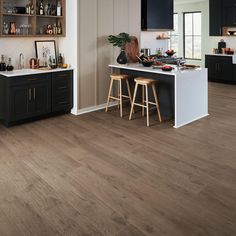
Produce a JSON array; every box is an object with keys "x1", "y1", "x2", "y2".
[
  {"x1": 52, "y1": 70, "x2": 73, "y2": 80},
  {"x1": 8, "y1": 73, "x2": 51, "y2": 86},
  {"x1": 53, "y1": 79, "x2": 71, "y2": 92},
  {"x1": 52, "y1": 92, "x2": 72, "y2": 112}
]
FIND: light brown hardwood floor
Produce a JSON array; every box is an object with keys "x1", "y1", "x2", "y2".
[{"x1": 0, "y1": 82, "x2": 236, "y2": 236}]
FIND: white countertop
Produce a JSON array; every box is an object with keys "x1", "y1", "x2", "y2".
[
  {"x1": 109, "y1": 63, "x2": 204, "y2": 76},
  {"x1": 206, "y1": 53, "x2": 235, "y2": 57},
  {"x1": 0, "y1": 68, "x2": 73, "y2": 77}
]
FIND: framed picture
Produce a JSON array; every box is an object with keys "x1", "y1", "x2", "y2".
[{"x1": 35, "y1": 40, "x2": 57, "y2": 67}]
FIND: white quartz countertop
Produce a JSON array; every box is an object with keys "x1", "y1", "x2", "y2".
[
  {"x1": 0, "y1": 68, "x2": 73, "y2": 78},
  {"x1": 109, "y1": 63, "x2": 204, "y2": 76}
]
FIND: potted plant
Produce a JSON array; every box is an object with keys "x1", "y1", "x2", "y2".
[{"x1": 108, "y1": 32, "x2": 131, "y2": 64}]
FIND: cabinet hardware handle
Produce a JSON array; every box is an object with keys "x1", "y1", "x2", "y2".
[
  {"x1": 58, "y1": 86, "x2": 68, "y2": 89},
  {"x1": 33, "y1": 88, "x2": 36, "y2": 100},
  {"x1": 58, "y1": 74, "x2": 68, "y2": 77},
  {"x1": 58, "y1": 101, "x2": 68, "y2": 105},
  {"x1": 215, "y1": 64, "x2": 218, "y2": 72},
  {"x1": 28, "y1": 78, "x2": 39, "y2": 81},
  {"x1": 29, "y1": 88, "x2": 32, "y2": 101}
]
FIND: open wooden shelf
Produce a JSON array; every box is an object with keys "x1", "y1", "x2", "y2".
[{"x1": 0, "y1": 0, "x2": 66, "y2": 37}]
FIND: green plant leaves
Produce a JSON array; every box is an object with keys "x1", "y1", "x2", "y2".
[{"x1": 108, "y1": 32, "x2": 131, "y2": 49}]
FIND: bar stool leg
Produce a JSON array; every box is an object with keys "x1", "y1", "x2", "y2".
[
  {"x1": 145, "y1": 84, "x2": 150, "y2": 127},
  {"x1": 117, "y1": 81, "x2": 120, "y2": 109},
  {"x1": 129, "y1": 83, "x2": 138, "y2": 120},
  {"x1": 105, "y1": 78, "x2": 114, "y2": 112},
  {"x1": 152, "y1": 84, "x2": 162, "y2": 123},
  {"x1": 142, "y1": 85, "x2": 145, "y2": 117},
  {"x1": 119, "y1": 79, "x2": 123, "y2": 117}
]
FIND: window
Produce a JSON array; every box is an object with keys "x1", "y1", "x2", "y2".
[
  {"x1": 169, "y1": 13, "x2": 179, "y2": 54},
  {"x1": 184, "y1": 12, "x2": 201, "y2": 60}
]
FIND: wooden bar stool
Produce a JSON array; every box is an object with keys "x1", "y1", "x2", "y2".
[
  {"x1": 129, "y1": 77, "x2": 162, "y2": 127},
  {"x1": 105, "y1": 74, "x2": 132, "y2": 117}
]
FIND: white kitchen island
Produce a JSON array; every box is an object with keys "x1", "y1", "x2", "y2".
[{"x1": 109, "y1": 63, "x2": 209, "y2": 128}]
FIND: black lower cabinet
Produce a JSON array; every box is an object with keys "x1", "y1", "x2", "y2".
[
  {"x1": 205, "y1": 55, "x2": 236, "y2": 83},
  {"x1": 0, "y1": 70, "x2": 73, "y2": 127},
  {"x1": 52, "y1": 71, "x2": 73, "y2": 112}
]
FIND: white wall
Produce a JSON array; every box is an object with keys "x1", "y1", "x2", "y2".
[
  {"x1": 58, "y1": 0, "x2": 78, "y2": 114},
  {"x1": 0, "y1": 37, "x2": 58, "y2": 69},
  {"x1": 140, "y1": 31, "x2": 169, "y2": 55}
]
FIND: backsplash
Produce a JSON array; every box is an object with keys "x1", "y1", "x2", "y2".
[
  {"x1": 0, "y1": 38, "x2": 58, "y2": 69},
  {"x1": 140, "y1": 31, "x2": 169, "y2": 55}
]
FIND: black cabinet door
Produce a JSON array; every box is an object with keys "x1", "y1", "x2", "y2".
[
  {"x1": 141, "y1": 0, "x2": 173, "y2": 30},
  {"x1": 9, "y1": 85, "x2": 30, "y2": 121},
  {"x1": 222, "y1": 0, "x2": 236, "y2": 26},
  {"x1": 205, "y1": 56, "x2": 233, "y2": 82},
  {"x1": 209, "y1": 0, "x2": 222, "y2": 36},
  {"x1": 28, "y1": 80, "x2": 51, "y2": 116},
  {"x1": 218, "y1": 58, "x2": 233, "y2": 81}
]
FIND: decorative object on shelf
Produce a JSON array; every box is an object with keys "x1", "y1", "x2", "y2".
[
  {"x1": 8, "y1": 22, "x2": 16, "y2": 34},
  {"x1": 156, "y1": 33, "x2": 170, "y2": 40},
  {"x1": 35, "y1": 40, "x2": 57, "y2": 67},
  {"x1": 108, "y1": 32, "x2": 131, "y2": 64},
  {"x1": 57, "y1": 0, "x2": 62, "y2": 16}
]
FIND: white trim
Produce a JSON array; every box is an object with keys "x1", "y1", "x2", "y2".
[
  {"x1": 174, "y1": 114, "x2": 209, "y2": 128},
  {"x1": 72, "y1": 102, "x2": 117, "y2": 116}
]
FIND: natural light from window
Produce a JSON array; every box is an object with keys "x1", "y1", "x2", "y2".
[{"x1": 184, "y1": 12, "x2": 202, "y2": 60}]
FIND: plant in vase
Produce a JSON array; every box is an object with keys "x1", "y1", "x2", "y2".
[{"x1": 108, "y1": 32, "x2": 131, "y2": 64}]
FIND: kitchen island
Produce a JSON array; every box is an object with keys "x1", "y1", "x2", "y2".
[{"x1": 109, "y1": 63, "x2": 208, "y2": 128}]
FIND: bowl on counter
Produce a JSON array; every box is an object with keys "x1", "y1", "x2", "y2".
[
  {"x1": 142, "y1": 60, "x2": 154, "y2": 67},
  {"x1": 162, "y1": 65, "x2": 174, "y2": 71}
]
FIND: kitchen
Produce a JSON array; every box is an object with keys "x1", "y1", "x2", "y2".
[{"x1": 0, "y1": 0, "x2": 236, "y2": 236}]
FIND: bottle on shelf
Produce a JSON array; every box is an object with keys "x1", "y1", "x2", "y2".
[
  {"x1": 6, "y1": 58, "x2": 14, "y2": 71},
  {"x1": 57, "y1": 22, "x2": 62, "y2": 35},
  {"x1": 0, "y1": 55, "x2": 7, "y2": 72},
  {"x1": 44, "y1": 3, "x2": 48, "y2": 15},
  {"x1": 30, "y1": 2, "x2": 34, "y2": 15},
  {"x1": 26, "y1": 3, "x2": 29, "y2": 14},
  {"x1": 53, "y1": 24, "x2": 57, "y2": 35},
  {"x1": 57, "y1": 0, "x2": 62, "y2": 16},
  {"x1": 39, "y1": 1, "x2": 44, "y2": 15}
]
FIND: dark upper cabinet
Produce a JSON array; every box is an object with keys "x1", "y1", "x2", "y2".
[
  {"x1": 209, "y1": 0, "x2": 236, "y2": 36},
  {"x1": 209, "y1": 0, "x2": 222, "y2": 36},
  {"x1": 222, "y1": 0, "x2": 236, "y2": 26},
  {"x1": 141, "y1": 0, "x2": 173, "y2": 30}
]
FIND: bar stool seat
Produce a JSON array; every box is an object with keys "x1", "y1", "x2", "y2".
[
  {"x1": 105, "y1": 73, "x2": 132, "y2": 117},
  {"x1": 129, "y1": 77, "x2": 162, "y2": 127}
]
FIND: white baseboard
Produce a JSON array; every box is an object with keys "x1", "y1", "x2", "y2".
[{"x1": 72, "y1": 102, "x2": 117, "y2": 116}]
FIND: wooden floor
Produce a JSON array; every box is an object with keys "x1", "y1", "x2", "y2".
[{"x1": 0, "y1": 82, "x2": 236, "y2": 236}]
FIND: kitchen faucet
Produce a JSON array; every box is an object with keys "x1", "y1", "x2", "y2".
[{"x1": 18, "y1": 53, "x2": 24, "y2": 69}]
